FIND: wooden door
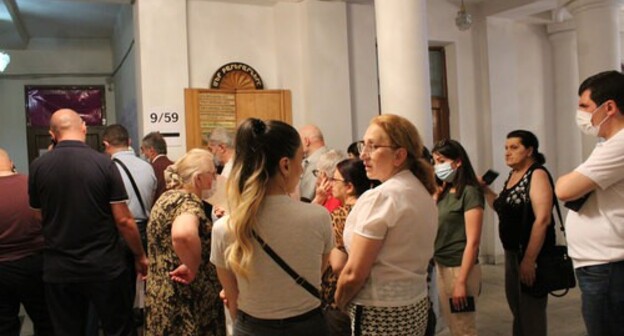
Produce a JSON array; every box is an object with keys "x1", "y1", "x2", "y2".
[
  {"x1": 431, "y1": 97, "x2": 450, "y2": 143},
  {"x1": 184, "y1": 89, "x2": 292, "y2": 150},
  {"x1": 429, "y1": 46, "x2": 450, "y2": 144},
  {"x1": 235, "y1": 90, "x2": 292, "y2": 124}
]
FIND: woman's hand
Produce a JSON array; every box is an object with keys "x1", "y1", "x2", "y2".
[
  {"x1": 216, "y1": 268, "x2": 239, "y2": 320},
  {"x1": 312, "y1": 175, "x2": 331, "y2": 204},
  {"x1": 169, "y1": 264, "x2": 196, "y2": 285},
  {"x1": 214, "y1": 206, "x2": 226, "y2": 219},
  {"x1": 519, "y1": 257, "x2": 536, "y2": 286},
  {"x1": 171, "y1": 214, "x2": 201, "y2": 284},
  {"x1": 219, "y1": 289, "x2": 229, "y2": 307},
  {"x1": 451, "y1": 280, "x2": 468, "y2": 312},
  {"x1": 134, "y1": 255, "x2": 149, "y2": 280}
]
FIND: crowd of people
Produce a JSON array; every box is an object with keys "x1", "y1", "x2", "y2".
[{"x1": 1, "y1": 70, "x2": 623, "y2": 336}]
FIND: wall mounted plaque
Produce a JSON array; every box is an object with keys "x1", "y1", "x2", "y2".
[{"x1": 210, "y1": 62, "x2": 264, "y2": 90}]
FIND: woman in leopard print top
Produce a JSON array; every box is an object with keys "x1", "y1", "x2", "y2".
[{"x1": 321, "y1": 159, "x2": 375, "y2": 336}]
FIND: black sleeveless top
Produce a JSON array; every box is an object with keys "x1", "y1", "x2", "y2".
[{"x1": 493, "y1": 164, "x2": 556, "y2": 252}]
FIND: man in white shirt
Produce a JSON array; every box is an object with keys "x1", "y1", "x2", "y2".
[
  {"x1": 207, "y1": 127, "x2": 235, "y2": 178},
  {"x1": 298, "y1": 124, "x2": 328, "y2": 202},
  {"x1": 206, "y1": 127, "x2": 234, "y2": 221},
  {"x1": 556, "y1": 70, "x2": 624, "y2": 336}
]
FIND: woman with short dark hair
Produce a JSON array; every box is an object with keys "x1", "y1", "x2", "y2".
[{"x1": 484, "y1": 130, "x2": 556, "y2": 336}]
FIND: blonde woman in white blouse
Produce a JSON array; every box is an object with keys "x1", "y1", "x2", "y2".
[{"x1": 335, "y1": 114, "x2": 438, "y2": 336}]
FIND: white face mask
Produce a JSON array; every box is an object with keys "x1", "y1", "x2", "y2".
[
  {"x1": 434, "y1": 162, "x2": 457, "y2": 183},
  {"x1": 213, "y1": 155, "x2": 222, "y2": 168},
  {"x1": 201, "y1": 179, "x2": 217, "y2": 200},
  {"x1": 576, "y1": 103, "x2": 609, "y2": 137},
  {"x1": 140, "y1": 153, "x2": 148, "y2": 162}
]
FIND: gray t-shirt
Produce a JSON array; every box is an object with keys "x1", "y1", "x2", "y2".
[{"x1": 211, "y1": 195, "x2": 333, "y2": 319}]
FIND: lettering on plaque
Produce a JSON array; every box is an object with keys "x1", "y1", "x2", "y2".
[
  {"x1": 197, "y1": 92, "x2": 237, "y2": 139},
  {"x1": 210, "y1": 62, "x2": 264, "y2": 90}
]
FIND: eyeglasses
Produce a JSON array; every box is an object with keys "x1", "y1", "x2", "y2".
[
  {"x1": 356, "y1": 141, "x2": 398, "y2": 154},
  {"x1": 313, "y1": 169, "x2": 345, "y2": 183}
]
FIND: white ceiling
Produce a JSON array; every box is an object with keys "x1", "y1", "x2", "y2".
[
  {"x1": 0, "y1": 0, "x2": 131, "y2": 49},
  {"x1": 0, "y1": 0, "x2": 586, "y2": 51}
]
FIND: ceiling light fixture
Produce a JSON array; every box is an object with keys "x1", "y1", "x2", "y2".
[
  {"x1": 455, "y1": 0, "x2": 472, "y2": 31},
  {"x1": 0, "y1": 51, "x2": 10, "y2": 72}
]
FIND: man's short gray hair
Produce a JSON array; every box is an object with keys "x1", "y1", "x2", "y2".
[
  {"x1": 142, "y1": 132, "x2": 168, "y2": 155},
  {"x1": 317, "y1": 149, "x2": 346, "y2": 177},
  {"x1": 208, "y1": 127, "x2": 234, "y2": 148}
]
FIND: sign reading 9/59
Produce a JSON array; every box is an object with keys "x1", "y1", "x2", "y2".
[
  {"x1": 145, "y1": 107, "x2": 182, "y2": 147},
  {"x1": 150, "y1": 112, "x2": 179, "y2": 124}
]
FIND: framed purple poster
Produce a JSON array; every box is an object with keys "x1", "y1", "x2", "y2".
[{"x1": 25, "y1": 85, "x2": 106, "y2": 127}]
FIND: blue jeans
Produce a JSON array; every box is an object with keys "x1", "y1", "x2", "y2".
[
  {"x1": 576, "y1": 260, "x2": 624, "y2": 336},
  {"x1": 234, "y1": 308, "x2": 328, "y2": 336}
]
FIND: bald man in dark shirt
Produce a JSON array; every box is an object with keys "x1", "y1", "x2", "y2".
[{"x1": 29, "y1": 109, "x2": 148, "y2": 336}]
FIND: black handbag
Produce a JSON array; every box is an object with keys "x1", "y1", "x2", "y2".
[{"x1": 520, "y1": 165, "x2": 576, "y2": 298}]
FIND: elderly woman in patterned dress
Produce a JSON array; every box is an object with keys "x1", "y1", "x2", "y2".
[{"x1": 145, "y1": 148, "x2": 225, "y2": 336}]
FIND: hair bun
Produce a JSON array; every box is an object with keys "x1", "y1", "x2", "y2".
[
  {"x1": 251, "y1": 118, "x2": 266, "y2": 136},
  {"x1": 164, "y1": 164, "x2": 183, "y2": 189}
]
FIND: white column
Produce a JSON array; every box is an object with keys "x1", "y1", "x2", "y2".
[
  {"x1": 566, "y1": 0, "x2": 623, "y2": 158},
  {"x1": 134, "y1": 0, "x2": 189, "y2": 160},
  {"x1": 547, "y1": 22, "x2": 582, "y2": 178},
  {"x1": 374, "y1": 0, "x2": 433, "y2": 146}
]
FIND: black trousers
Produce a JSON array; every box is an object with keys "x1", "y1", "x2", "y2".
[
  {"x1": 45, "y1": 269, "x2": 136, "y2": 336},
  {"x1": 86, "y1": 236, "x2": 141, "y2": 336},
  {"x1": 0, "y1": 252, "x2": 54, "y2": 336}
]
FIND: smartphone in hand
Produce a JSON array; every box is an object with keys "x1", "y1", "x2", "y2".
[
  {"x1": 450, "y1": 296, "x2": 476, "y2": 313},
  {"x1": 482, "y1": 169, "x2": 499, "y2": 185}
]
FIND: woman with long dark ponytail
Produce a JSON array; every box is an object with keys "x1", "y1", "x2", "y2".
[{"x1": 210, "y1": 118, "x2": 333, "y2": 336}]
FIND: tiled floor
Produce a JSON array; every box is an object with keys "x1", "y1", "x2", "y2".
[
  {"x1": 19, "y1": 264, "x2": 586, "y2": 336},
  {"x1": 437, "y1": 264, "x2": 586, "y2": 336}
]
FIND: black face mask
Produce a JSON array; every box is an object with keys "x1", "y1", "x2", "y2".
[
  {"x1": 51, "y1": 138, "x2": 57, "y2": 148},
  {"x1": 11, "y1": 165, "x2": 16, "y2": 173}
]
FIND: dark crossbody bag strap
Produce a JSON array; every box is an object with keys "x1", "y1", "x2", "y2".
[
  {"x1": 541, "y1": 167, "x2": 566, "y2": 238},
  {"x1": 520, "y1": 164, "x2": 568, "y2": 253},
  {"x1": 252, "y1": 230, "x2": 321, "y2": 299},
  {"x1": 113, "y1": 158, "x2": 148, "y2": 219}
]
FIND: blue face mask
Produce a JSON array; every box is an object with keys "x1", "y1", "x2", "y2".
[{"x1": 434, "y1": 162, "x2": 457, "y2": 183}]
